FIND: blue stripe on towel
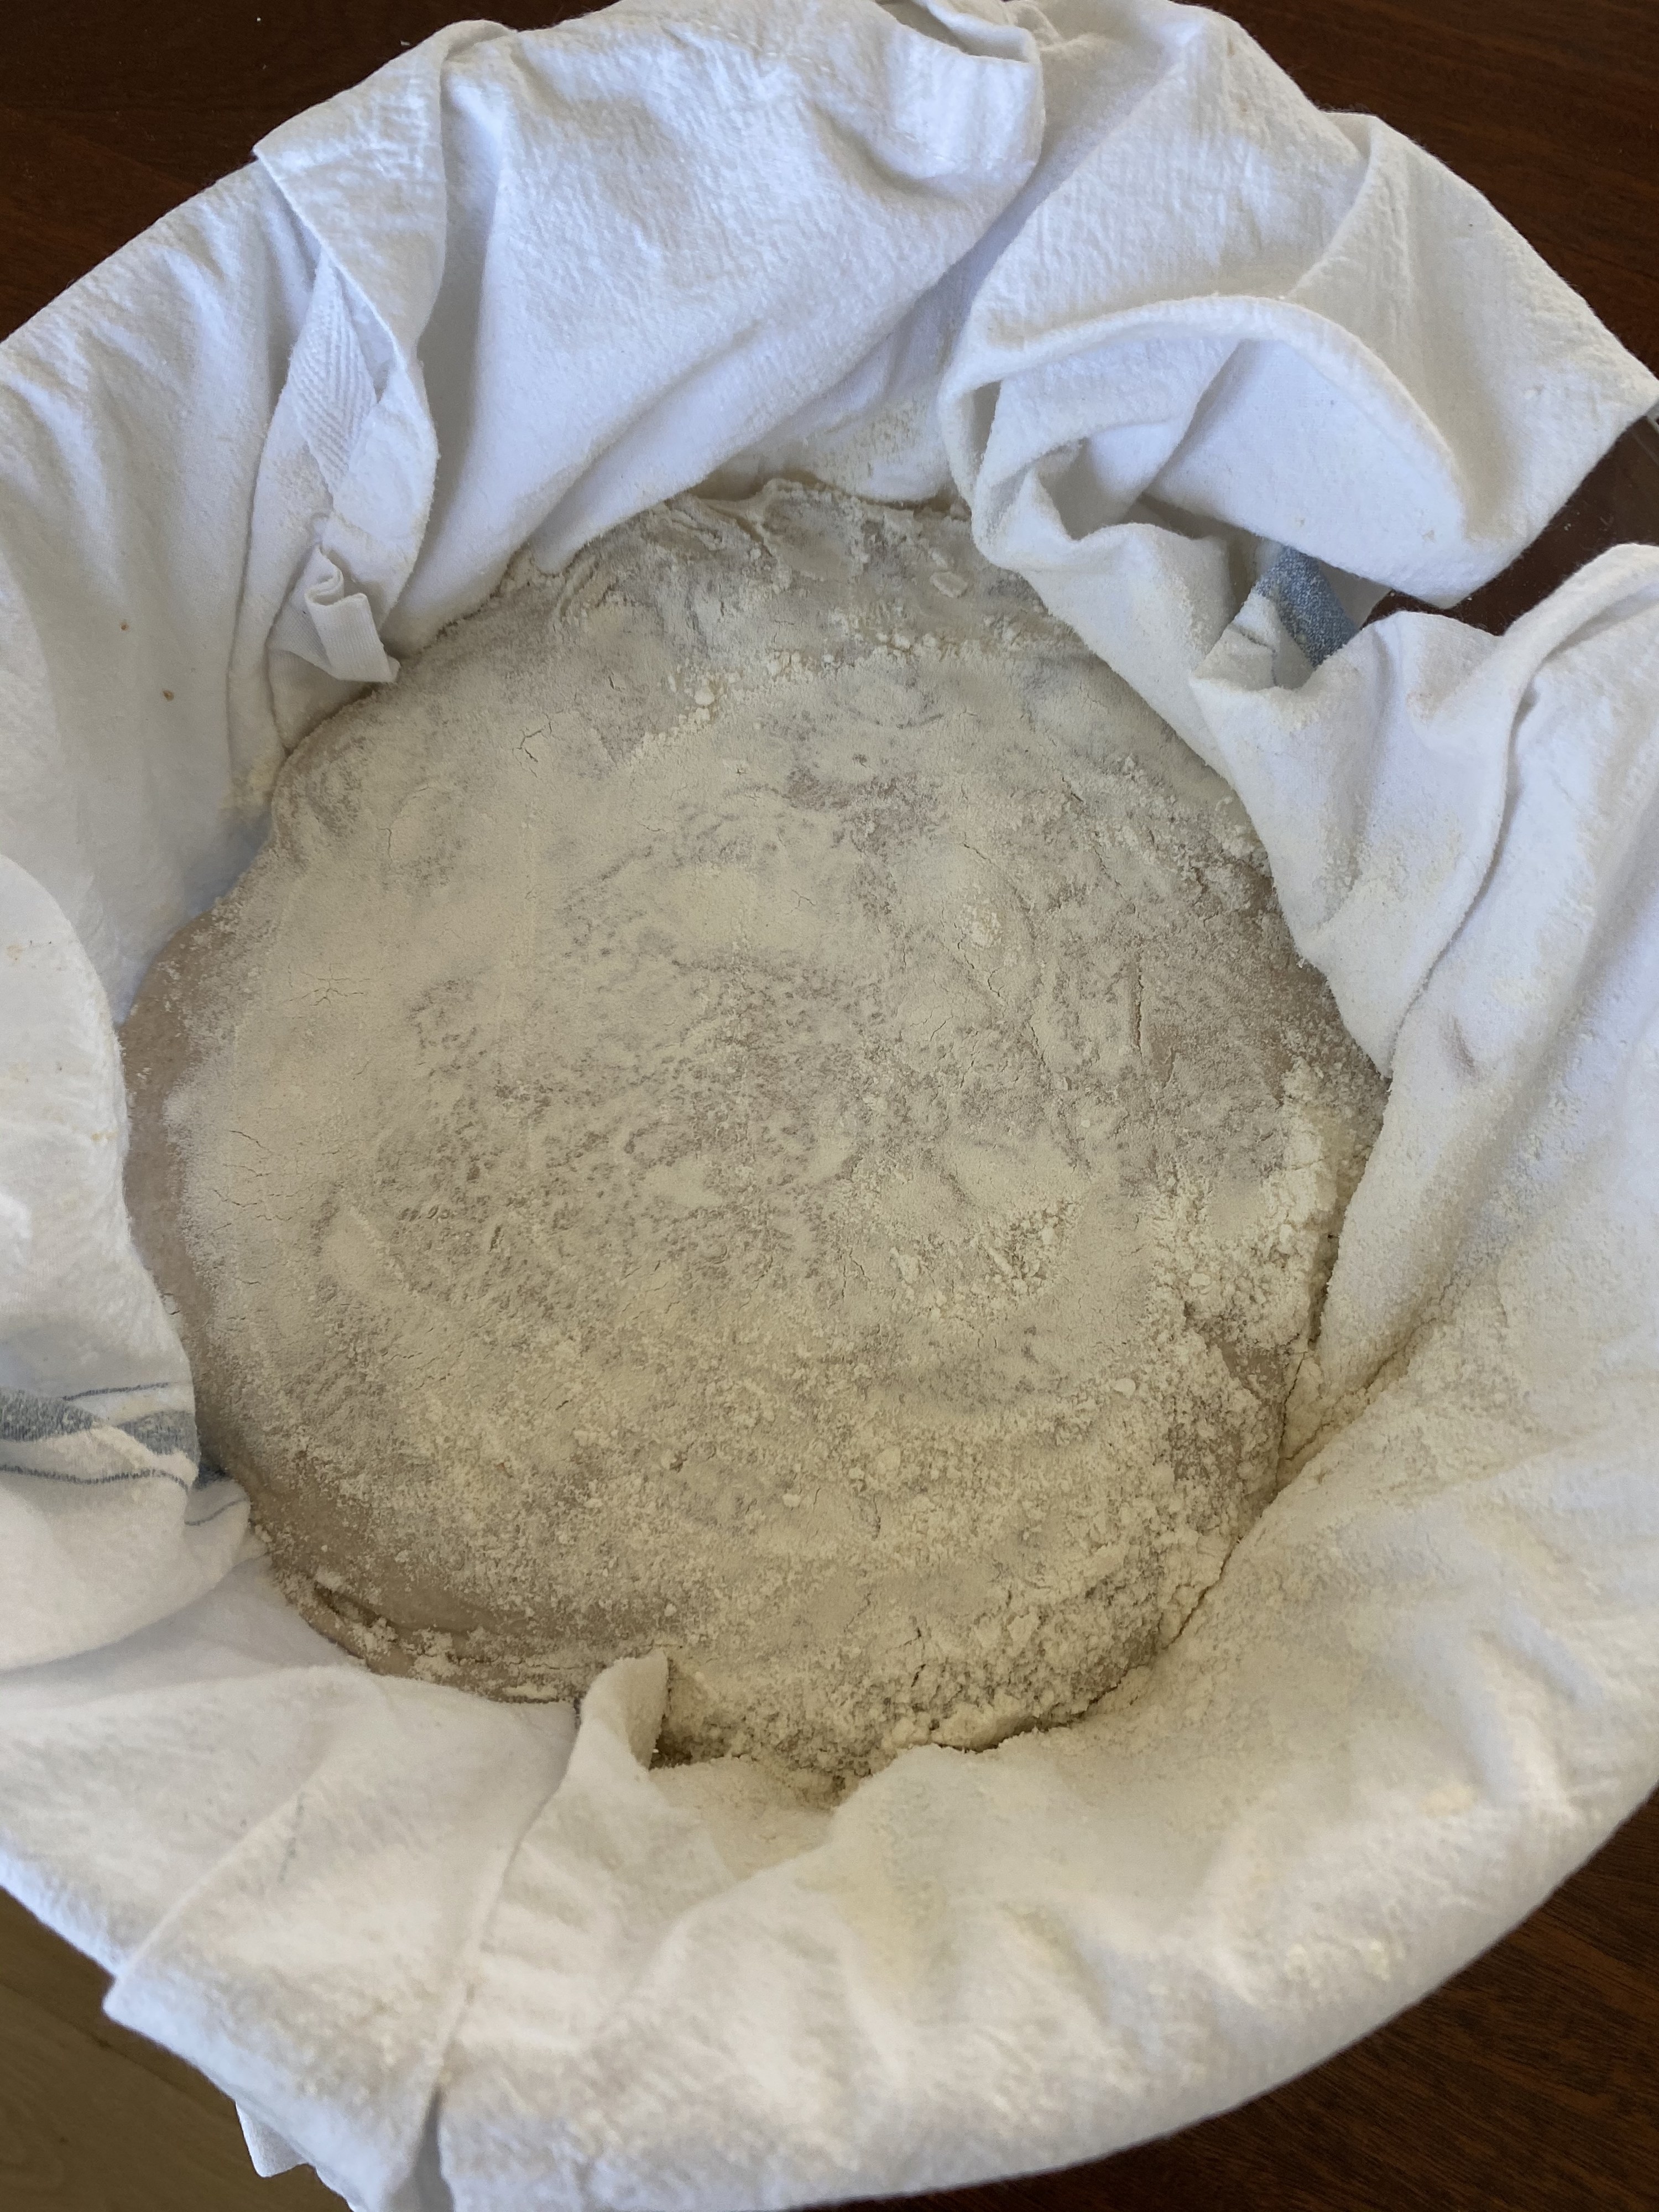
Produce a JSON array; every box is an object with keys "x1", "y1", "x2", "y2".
[
  {"x1": 0, "y1": 1383, "x2": 211, "y2": 1497},
  {"x1": 1258, "y1": 545, "x2": 1358, "y2": 670},
  {"x1": 0, "y1": 1387, "x2": 100, "y2": 1441},
  {"x1": 0, "y1": 1459, "x2": 194, "y2": 1494}
]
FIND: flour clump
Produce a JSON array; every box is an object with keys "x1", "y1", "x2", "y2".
[{"x1": 121, "y1": 483, "x2": 1385, "y2": 1785}]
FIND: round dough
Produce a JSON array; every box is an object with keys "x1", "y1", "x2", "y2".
[{"x1": 122, "y1": 485, "x2": 1384, "y2": 1783}]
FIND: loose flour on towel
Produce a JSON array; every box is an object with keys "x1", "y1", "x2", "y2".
[{"x1": 121, "y1": 484, "x2": 1385, "y2": 1786}]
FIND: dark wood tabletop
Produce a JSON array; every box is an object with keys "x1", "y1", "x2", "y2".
[{"x1": 1, "y1": 5, "x2": 1655, "y2": 2209}]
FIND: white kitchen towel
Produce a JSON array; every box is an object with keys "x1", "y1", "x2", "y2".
[
  {"x1": 1, "y1": 1, "x2": 1657, "y2": 2207},
  {"x1": 0, "y1": 1554, "x2": 574, "y2": 2207},
  {"x1": 0, "y1": 854, "x2": 252, "y2": 1661}
]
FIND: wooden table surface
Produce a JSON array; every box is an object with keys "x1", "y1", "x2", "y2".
[{"x1": 2, "y1": 4, "x2": 1655, "y2": 2208}]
